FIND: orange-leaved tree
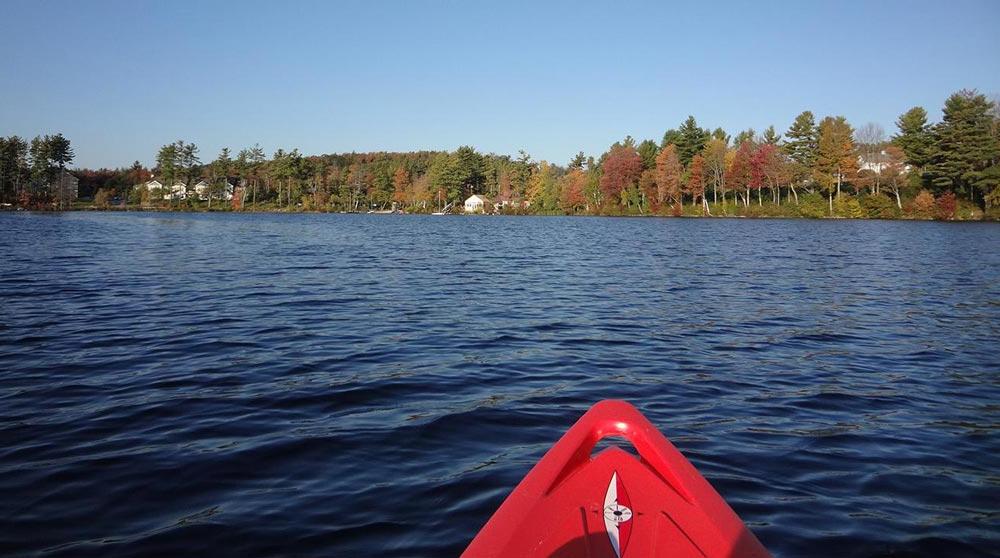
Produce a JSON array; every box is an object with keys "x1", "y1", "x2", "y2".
[
  {"x1": 686, "y1": 153, "x2": 707, "y2": 214},
  {"x1": 600, "y1": 145, "x2": 643, "y2": 209},
  {"x1": 655, "y1": 144, "x2": 683, "y2": 212}
]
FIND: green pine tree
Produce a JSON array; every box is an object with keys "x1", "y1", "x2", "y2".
[
  {"x1": 762, "y1": 125, "x2": 781, "y2": 145},
  {"x1": 892, "y1": 107, "x2": 933, "y2": 169},
  {"x1": 675, "y1": 116, "x2": 708, "y2": 167},
  {"x1": 925, "y1": 90, "x2": 999, "y2": 205}
]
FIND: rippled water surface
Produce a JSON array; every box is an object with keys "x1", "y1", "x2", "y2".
[{"x1": 1, "y1": 212, "x2": 998, "y2": 557}]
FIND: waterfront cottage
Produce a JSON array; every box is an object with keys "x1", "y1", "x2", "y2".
[
  {"x1": 464, "y1": 194, "x2": 491, "y2": 213},
  {"x1": 194, "y1": 180, "x2": 210, "y2": 200},
  {"x1": 165, "y1": 182, "x2": 187, "y2": 200},
  {"x1": 194, "y1": 179, "x2": 236, "y2": 201}
]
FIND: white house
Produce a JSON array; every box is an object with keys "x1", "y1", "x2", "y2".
[
  {"x1": 858, "y1": 152, "x2": 890, "y2": 174},
  {"x1": 194, "y1": 180, "x2": 210, "y2": 200},
  {"x1": 145, "y1": 179, "x2": 163, "y2": 192},
  {"x1": 464, "y1": 194, "x2": 491, "y2": 213},
  {"x1": 858, "y1": 151, "x2": 912, "y2": 175},
  {"x1": 164, "y1": 182, "x2": 187, "y2": 200},
  {"x1": 194, "y1": 179, "x2": 235, "y2": 201}
]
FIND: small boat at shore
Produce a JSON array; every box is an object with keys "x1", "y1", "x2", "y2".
[{"x1": 462, "y1": 400, "x2": 770, "y2": 558}]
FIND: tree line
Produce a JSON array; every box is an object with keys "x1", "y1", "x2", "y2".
[
  {"x1": 0, "y1": 133, "x2": 75, "y2": 207},
  {"x1": 2, "y1": 89, "x2": 998, "y2": 219}
]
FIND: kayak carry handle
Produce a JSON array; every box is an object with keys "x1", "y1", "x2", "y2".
[{"x1": 543, "y1": 400, "x2": 695, "y2": 503}]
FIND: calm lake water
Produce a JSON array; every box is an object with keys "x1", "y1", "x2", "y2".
[{"x1": 1, "y1": 212, "x2": 998, "y2": 557}]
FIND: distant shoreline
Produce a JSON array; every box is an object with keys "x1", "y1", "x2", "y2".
[{"x1": 6, "y1": 204, "x2": 995, "y2": 222}]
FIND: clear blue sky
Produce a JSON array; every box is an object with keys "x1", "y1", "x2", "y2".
[{"x1": 1, "y1": 0, "x2": 998, "y2": 169}]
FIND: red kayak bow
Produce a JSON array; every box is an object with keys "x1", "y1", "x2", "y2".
[{"x1": 462, "y1": 400, "x2": 770, "y2": 558}]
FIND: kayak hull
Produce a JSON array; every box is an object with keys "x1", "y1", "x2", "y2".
[{"x1": 462, "y1": 400, "x2": 770, "y2": 558}]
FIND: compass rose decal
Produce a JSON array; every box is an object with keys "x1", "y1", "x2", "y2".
[{"x1": 603, "y1": 471, "x2": 633, "y2": 557}]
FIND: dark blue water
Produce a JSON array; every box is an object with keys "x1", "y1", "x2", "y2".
[{"x1": 1, "y1": 212, "x2": 998, "y2": 557}]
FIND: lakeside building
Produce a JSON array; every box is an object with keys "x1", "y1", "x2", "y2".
[
  {"x1": 193, "y1": 180, "x2": 210, "y2": 200},
  {"x1": 165, "y1": 182, "x2": 187, "y2": 200},
  {"x1": 464, "y1": 194, "x2": 491, "y2": 213},
  {"x1": 194, "y1": 179, "x2": 235, "y2": 201},
  {"x1": 858, "y1": 151, "x2": 911, "y2": 174}
]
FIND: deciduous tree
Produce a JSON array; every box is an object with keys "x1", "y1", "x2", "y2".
[
  {"x1": 559, "y1": 168, "x2": 587, "y2": 213},
  {"x1": 815, "y1": 116, "x2": 857, "y2": 214},
  {"x1": 599, "y1": 145, "x2": 642, "y2": 208},
  {"x1": 726, "y1": 142, "x2": 753, "y2": 207},
  {"x1": 392, "y1": 166, "x2": 411, "y2": 205},
  {"x1": 655, "y1": 144, "x2": 683, "y2": 210},
  {"x1": 702, "y1": 138, "x2": 728, "y2": 205},
  {"x1": 686, "y1": 153, "x2": 708, "y2": 214}
]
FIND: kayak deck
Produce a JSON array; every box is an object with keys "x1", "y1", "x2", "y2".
[{"x1": 462, "y1": 400, "x2": 770, "y2": 558}]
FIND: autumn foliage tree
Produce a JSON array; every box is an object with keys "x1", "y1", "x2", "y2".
[
  {"x1": 392, "y1": 166, "x2": 411, "y2": 205},
  {"x1": 655, "y1": 144, "x2": 683, "y2": 212},
  {"x1": 911, "y1": 190, "x2": 936, "y2": 218},
  {"x1": 935, "y1": 191, "x2": 957, "y2": 220},
  {"x1": 686, "y1": 153, "x2": 708, "y2": 214},
  {"x1": 559, "y1": 168, "x2": 587, "y2": 213},
  {"x1": 881, "y1": 145, "x2": 909, "y2": 209},
  {"x1": 599, "y1": 145, "x2": 642, "y2": 209},
  {"x1": 726, "y1": 142, "x2": 753, "y2": 207},
  {"x1": 815, "y1": 116, "x2": 858, "y2": 214}
]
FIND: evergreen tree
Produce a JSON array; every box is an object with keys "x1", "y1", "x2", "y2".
[
  {"x1": 637, "y1": 139, "x2": 659, "y2": 170},
  {"x1": 177, "y1": 141, "x2": 201, "y2": 187},
  {"x1": 711, "y1": 127, "x2": 730, "y2": 145},
  {"x1": 733, "y1": 128, "x2": 756, "y2": 148},
  {"x1": 48, "y1": 133, "x2": 74, "y2": 169},
  {"x1": 925, "y1": 90, "x2": 999, "y2": 204},
  {"x1": 892, "y1": 107, "x2": 933, "y2": 169},
  {"x1": 762, "y1": 125, "x2": 781, "y2": 145},
  {"x1": 784, "y1": 111, "x2": 818, "y2": 168},
  {"x1": 453, "y1": 145, "x2": 484, "y2": 197},
  {"x1": 29, "y1": 135, "x2": 53, "y2": 184},
  {"x1": 0, "y1": 136, "x2": 29, "y2": 202},
  {"x1": 676, "y1": 116, "x2": 708, "y2": 167},
  {"x1": 784, "y1": 111, "x2": 819, "y2": 189},
  {"x1": 155, "y1": 143, "x2": 178, "y2": 187},
  {"x1": 660, "y1": 128, "x2": 681, "y2": 148}
]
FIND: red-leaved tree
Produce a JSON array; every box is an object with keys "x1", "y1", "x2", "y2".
[
  {"x1": 726, "y1": 142, "x2": 753, "y2": 207},
  {"x1": 600, "y1": 145, "x2": 642, "y2": 208},
  {"x1": 686, "y1": 153, "x2": 707, "y2": 214},
  {"x1": 935, "y1": 191, "x2": 957, "y2": 220}
]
